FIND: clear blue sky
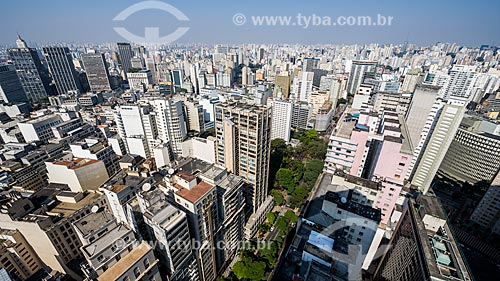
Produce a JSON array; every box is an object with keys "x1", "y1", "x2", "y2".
[{"x1": 2, "y1": 0, "x2": 499, "y2": 46}]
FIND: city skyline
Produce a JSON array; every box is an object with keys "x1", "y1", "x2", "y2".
[{"x1": 1, "y1": 0, "x2": 499, "y2": 46}]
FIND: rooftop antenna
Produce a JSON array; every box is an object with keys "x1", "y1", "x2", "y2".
[
  {"x1": 142, "y1": 183, "x2": 152, "y2": 192},
  {"x1": 91, "y1": 205, "x2": 99, "y2": 213}
]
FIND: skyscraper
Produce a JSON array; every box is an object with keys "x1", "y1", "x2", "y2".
[
  {"x1": 43, "y1": 46, "x2": 82, "y2": 94},
  {"x1": 346, "y1": 60, "x2": 377, "y2": 95},
  {"x1": 81, "y1": 53, "x2": 112, "y2": 92},
  {"x1": 215, "y1": 102, "x2": 272, "y2": 213},
  {"x1": 372, "y1": 193, "x2": 471, "y2": 281},
  {"x1": 410, "y1": 102, "x2": 466, "y2": 194},
  {"x1": 0, "y1": 64, "x2": 28, "y2": 103},
  {"x1": 270, "y1": 99, "x2": 292, "y2": 142},
  {"x1": 8, "y1": 36, "x2": 51, "y2": 102},
  {"x1": 441, "y1": 65, "x2": 478, "y2": 102},
  {"x1": 117, "y1": 42, "x2": 134, "y2": 78}
]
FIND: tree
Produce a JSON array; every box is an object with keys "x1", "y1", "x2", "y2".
[
  {"x1": 299, "y1": 129, "x2": 319, "y2": 144},
  {"x1": 232, "y1": 256, "x2": 267, "y2": 281},
  {"x1": 304, "y1": 159, "x2": 324, "y2": 185},
  {"x1": 275, "y1": 168, "x2": 296, "y2": 192},
  {"x1": 266, "y1": 212, "x2": 277, "y2": 224},
  {"x1": 286, "y1": 159, "x2": 304, "y2": 181},
  {"x1": 290, "y1": 186, "x2": 309, "y2": 207},
  {"x1": 269, "y1": 138, "x2": 288, "y2": 187},
  {"x1": 276, "y1": 216, "x2": 289, "y2": 234},
  {"x1": 284, "y1": 210, "x2": 298, "y2": 224},
  {"x1": 271, "y1": 190, "x2": 285, "y2": 206}
]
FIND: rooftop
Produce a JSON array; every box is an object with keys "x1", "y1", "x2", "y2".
[
  {"x1": 51, "y1": 158, "x2": 101, "y2": 170},
  {"x1": 176, "y1": 181, "x2": 214, "y2": 203},
  {"x1": 325, "y1": 190, "x2": 381, "y2": 222},
  {"x1": 98, "y1": 241, "x2": 153, "y2": 281},
  {"x1": 48, "y1": 192, "x2": 102, "y2": 218},
  {"x1": 73, "y1": 211, "x2": 115, "y2": 237}
]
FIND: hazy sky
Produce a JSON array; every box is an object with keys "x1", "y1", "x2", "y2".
[{"x1": 2, "y1": 0, "x2": 499, "y2": 46}]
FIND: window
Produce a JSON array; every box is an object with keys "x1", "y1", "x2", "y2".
[
  {"x1": 134, "y1": 267, "x2": 140, "y2": 278},
  {"x1": 144, "y1": 258, "x2": 150, "y2": 268}
]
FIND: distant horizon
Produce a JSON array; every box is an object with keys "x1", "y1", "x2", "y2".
[{"x1": 2, "y1": 0, "x2": 499, "y2": 46}]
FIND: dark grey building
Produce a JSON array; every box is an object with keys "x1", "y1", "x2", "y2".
[
  {"x1": 0, "y1": 64, "x2": 28, "y2": 104},
  {"x1": 81, "y1": 53, "x2": 111, "y2": 92},
  {"x1": 117, "y1": 42, "x2": 134, "y2": 77},
  {"x1": 43, "y1": 46, "x2": 82, "y2": 94},
  {"x1": 8, "y1": 36, "x2": 52, "y2": 102}
]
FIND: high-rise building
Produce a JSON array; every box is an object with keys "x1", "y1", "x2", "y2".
[
  {"x1": 275, "y1": 73, "x2": 291, "y2": 98},
  {"x1": 438, "y1": 115, "x2": 500, "y2": 184},
  {"x1": 0, "y1": 64, "x2": 28, "y2": 104},
  {"x1": 410, "y1": 102, "x2": 466, "y2": 194},
  {"x1": 8, "y1": 36, "x2": 52, "y2": 102},
  {"x1": 127, "y1": 69, "x2": 153, "y2": 91},
  {"x1": 81, "y1": 53, "x2": 112, "y2": 92},
  {"x1": 215, "y1": 102, "x2": 272, "y2": 213},
  {"x1": 270, "y1": 99, "x2": 293, "y2": 142},
  {"x1": 469, "y1": 172, "x2": 500, "y2": 235},
  {"x1": 43, "y1": 46, "x2": 82, "y2": 94},
  {"x1": 74, "y1": 211, "x2": 161, "y2": 281},
  {"x1": 117, "y1": 42, "x2": 134, "y2": 77},
  {"x1": 441, "y1": 65, "x2": 478, "y2": 102},
  {"x1": 346, "y1": 60, "x2": 377, "y2": 95},
  {"x1": 404, "y1": 84, "x2": 441, "y2": 150},
  {"x1": 291, "y1": 71, "x2": 314, "y2": 102},
  {"x1": 147, "y1": 98, "x2": 187, "y2": 157},
  {"x1": 114, "y1": 104, "x2": 158, "y2": 158},
  {"x1": 372, "y1": 193, "x2": 472, "y2": 281},
  {"x1": 303, "y1": 57, "x2": 320, "y2": 72}
]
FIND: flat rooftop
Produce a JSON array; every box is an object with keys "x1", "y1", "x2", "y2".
[
  {"x1": 73, "y1": 211, "x2": 115, "y2": 237},
  {"x1": 176, "y1": 181, "x2": 214, "y2": 203},
  {"x1": 48, "y1": 192, "x2": 102, "y2": 217},
  {"x1": 98, "y1": 241, "x2": 153, "y2": 281}
]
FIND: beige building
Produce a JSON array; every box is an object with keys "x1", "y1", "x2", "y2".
[
  {"x1": 0, "y1": 228, "x2": 46, "y2": 279},
  {"x1": 215, "y1": 102, "x2": 272, "y2": 213},
  {"x1": 0, "y1": 190, "x2": 107, "y2": 277},
  {"x1": 46, "y1": 158, "x2": 109, "y2": 192}
]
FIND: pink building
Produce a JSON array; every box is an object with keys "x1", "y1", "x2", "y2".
[{"x1": 374, "y1": 179, "x2": 404, "y2": 225}]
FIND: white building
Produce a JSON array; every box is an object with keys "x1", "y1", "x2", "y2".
[
  {"x1": 46, "y1": 158, "x2": 109, "y2": 192},
  {"x1": 127, "y1": 70, "x2": 153, "y2": 91},
  {"x1": 291, "y1": 71, "x2": 314, "y2": 102},
  {"x1": 270, "y1": 99, "x2": 292, "y2": 142}
]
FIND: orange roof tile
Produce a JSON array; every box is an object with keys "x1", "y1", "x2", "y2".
[{"x1": 176, "y1": 181, "x2": 214, "y2": 203}]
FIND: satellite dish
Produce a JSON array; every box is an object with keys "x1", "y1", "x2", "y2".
[
  {"x1": 168, "y1": 168, "x2": 175, "y2": 175},
  {"x1": 142, "y1": 183, "x2": 152, "y2": 192},
  {"x1": 340, "y1": 197, "x2": 347, "y2": 204},
  {"x1": 91, "y1": 205, "x2": 99, "y2": 213}
]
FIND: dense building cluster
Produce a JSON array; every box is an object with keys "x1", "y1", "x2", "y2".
[{"x1": 0, "y1": 37, "x2": 498, "y2": 281}]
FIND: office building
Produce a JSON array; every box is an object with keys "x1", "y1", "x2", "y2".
[
  {"x1": 43, "y1": 47, "x2": 82, "y2": 94},
  {"x1": 346, "y1": 61, "x2": 377, "y2": 95},
  {"x1": 438, "y1": 115, "x2": 500, "y2": 184},
  {"x1": 469, "y1": 173, "x2": 500, "y2": 235},
  {"x1": 8, "y1": 36, "x2": 51, "y2": 102},
  {"x1": 18, "y1": 114, "x2": 64, "y2": 143},
  {"x1": 404, "y1": 84, "x2": 441, "y2": 150},
  {"x1": 270, "y1": 99, "x2": 292, "y2": 142},
  {"x1": 117, "y1": 43, "x2": 134, "y2": 77},
  {"x1": 372, "y1": 193, "x2": 471, "y2": 281},
  {"x1": 127, "y1": 69, "x2": 153, "y2": 91},
  {"x1": 215, "y1": 102, "x2": 272, "y2": 213},
  {"x1": 0, "y1": 64, "x2": 27, "y2": 103},
  {"x1": 81, "y1": 53, "x2": 112, "y2": 92},
  {"x1": 275, "y1": 73, "x2": 291, "y2": 98},
  {"x1": 411, "y1": 102, "x2": 466, "y2": 194}
]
